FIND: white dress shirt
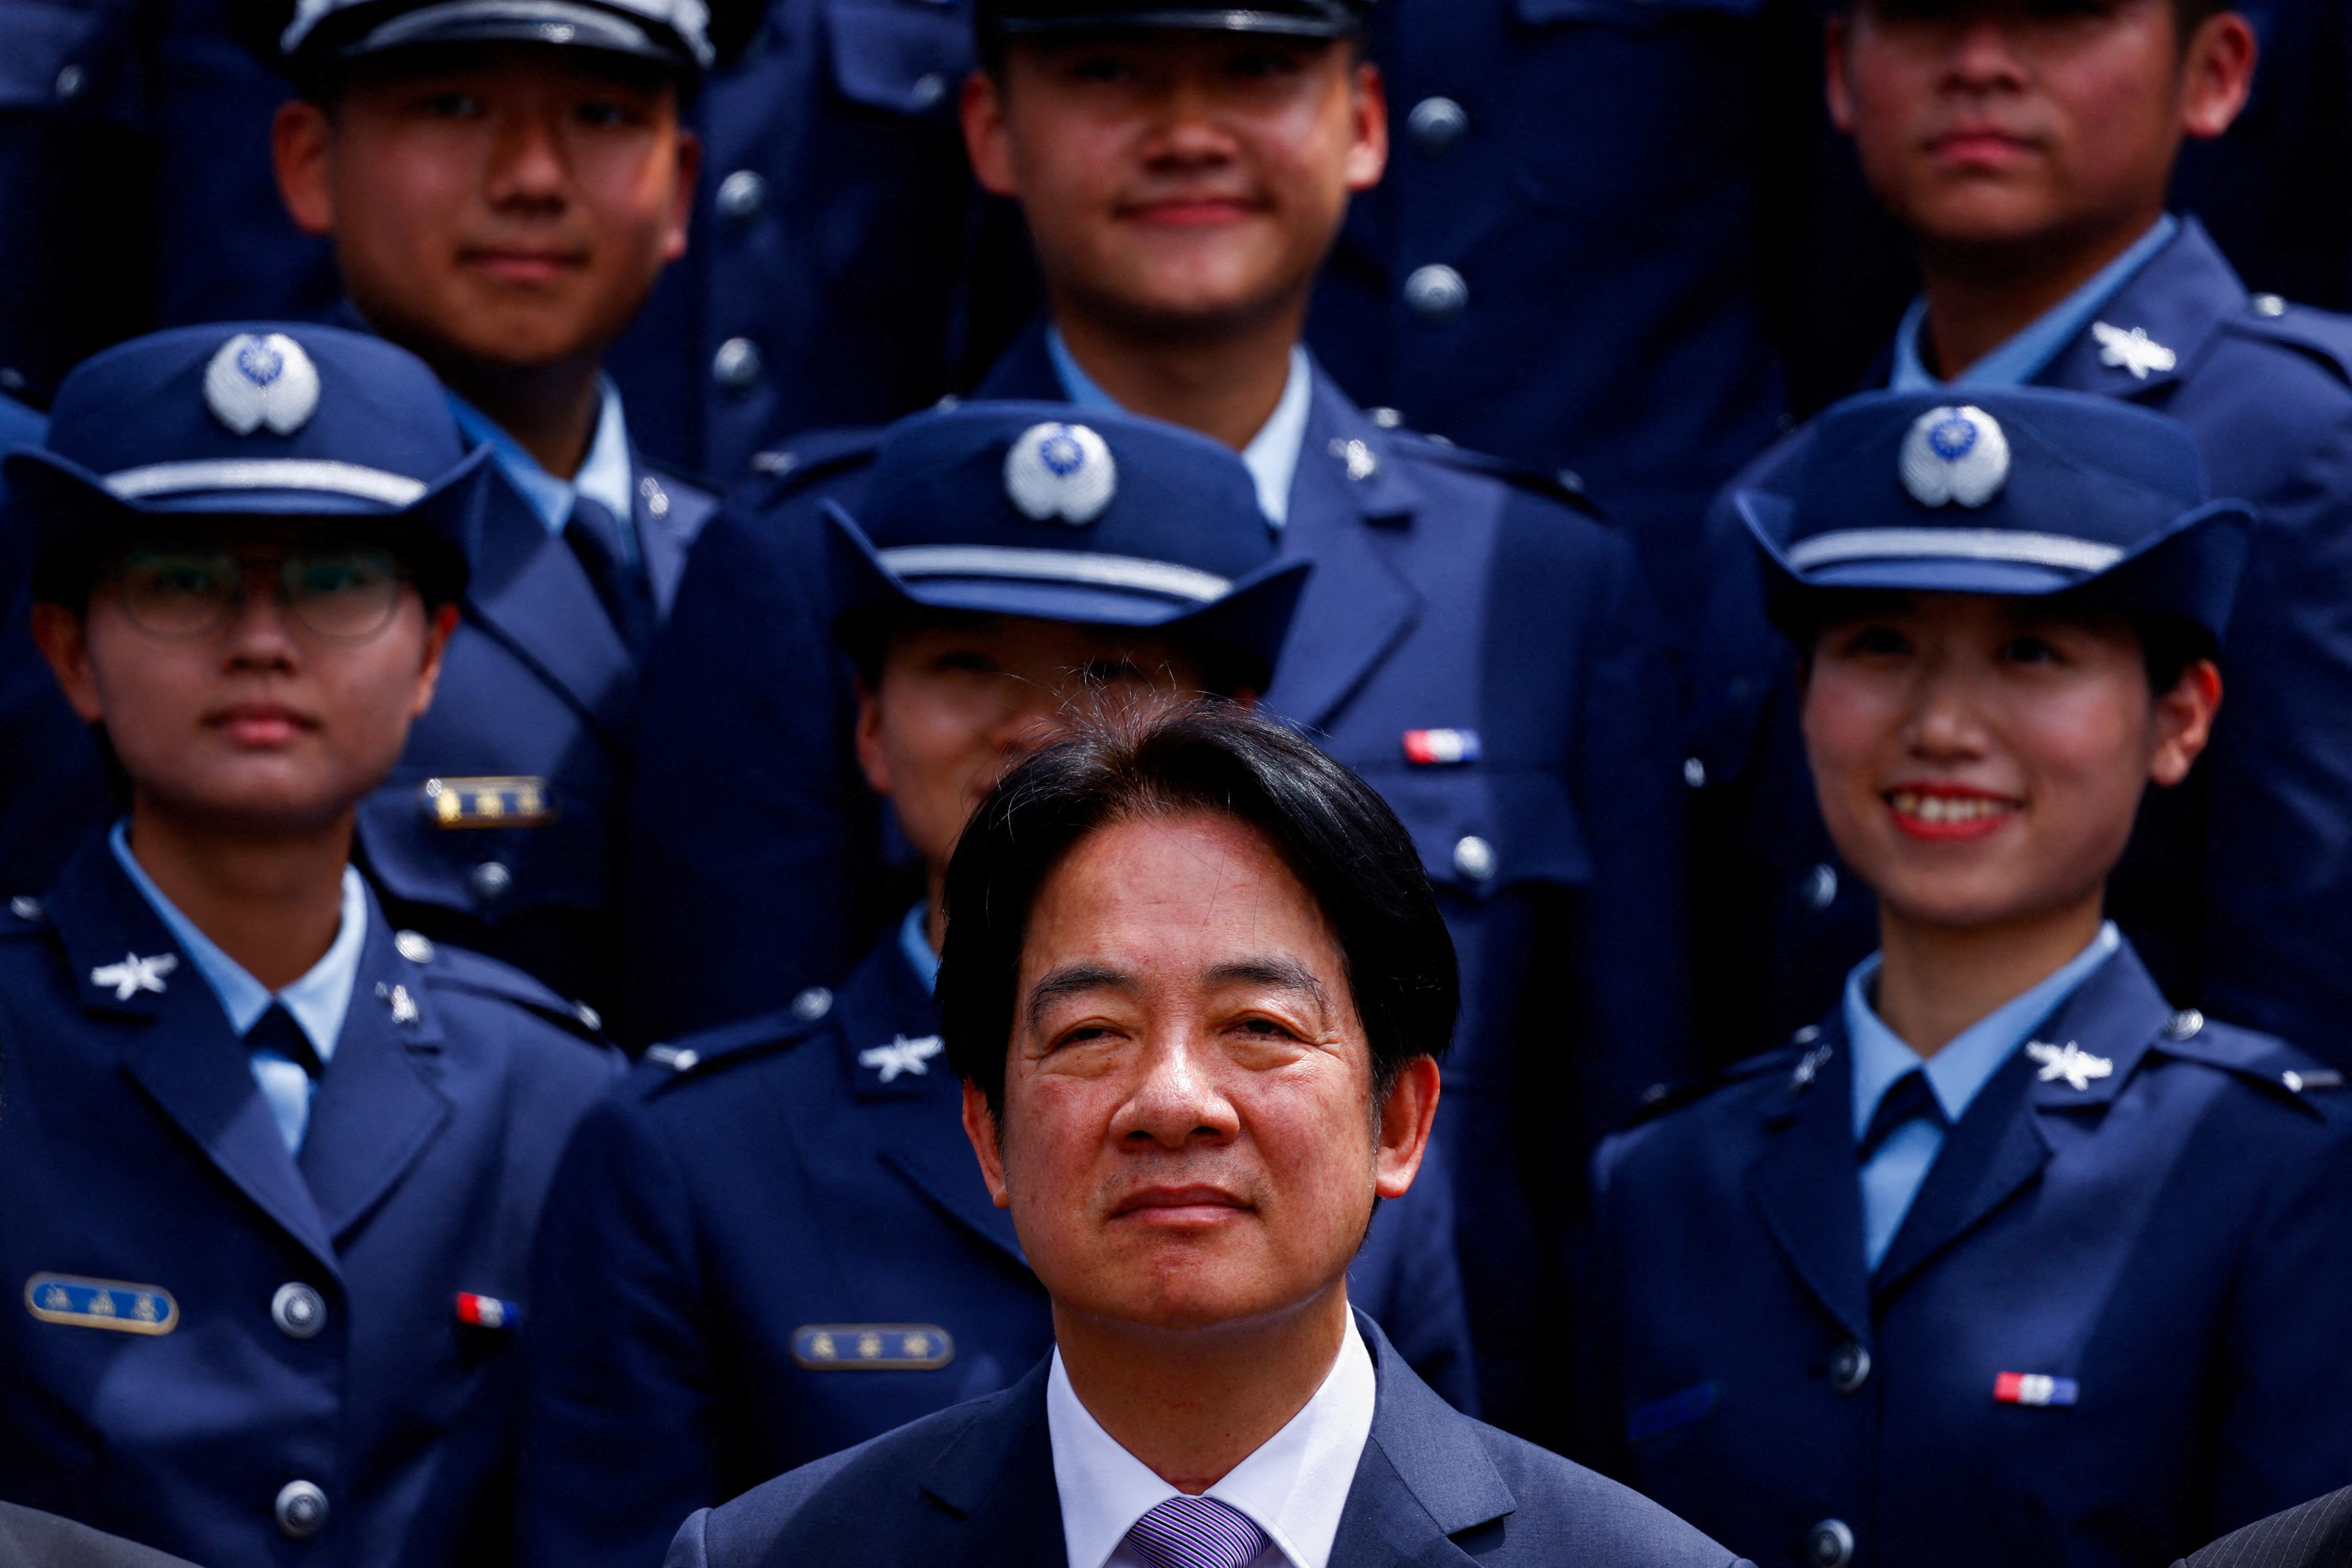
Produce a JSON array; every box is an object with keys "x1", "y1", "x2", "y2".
[{"x1": 1048, "y1": 1308, "x2": 1377, "y2": 1568}]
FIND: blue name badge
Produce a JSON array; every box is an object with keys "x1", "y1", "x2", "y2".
[
  {"x1": 791, "y1": 1324, "x2": 955, "y2": 1371},
  {"x1": 1627, "y1": 1380, "x2": 1719, "y2": 1444},
  {"x1": 26, "y1": 1273, "x2": 179, "y2": 1335}
]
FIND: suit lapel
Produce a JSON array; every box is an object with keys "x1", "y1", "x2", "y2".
[
  {"x1": 49, "y1": 842, "x2": 340, "y2": 1273},
  {"x1": 918, "y1": 1359, "x2": 1068, "y2": 1566},
  {"x1": 455, "y1": 465, "x2": 639, "y2": 743},
  {"x1": 1744, "y1": 1031, "x2": 1874, "y2": 1342},
  {"x1": 296, "y1": 898, "x2": 453, "y2": 1241},
  {"x1": 1331, "y1": 1313, "x2": 1516, "y2": 1562},
  {"x1": 2034, "y1": 218, "x2": 2243, "y2": 402}
]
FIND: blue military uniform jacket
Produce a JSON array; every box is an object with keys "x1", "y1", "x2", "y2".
[
  {"x1": 623, "y1": 326, "x2": 1693, "y2": 1436},
  {"x1": 665, "y1": 1314, "x2": 1748, "y2": 1568},
  {"x1": 1689, "y1": 217, "x2": 2352, "y2": 1067},
  {"x1": 0, "y1": 835, "x2": 624, "y2": 1568},
  {"x1": 356, "y1": 455, "x2": 716, "y2": 1017},
  {"x1": 520, "y1": 925, "x2": 1476, "y2": 1568},
  {"x1": 1585, "y1": 940, "x2": 2352, "y2": 1568}
]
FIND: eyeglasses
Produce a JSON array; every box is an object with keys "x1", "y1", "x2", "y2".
[{"x1": 109, "y1": 543, "x2": 412, "y2": 642}]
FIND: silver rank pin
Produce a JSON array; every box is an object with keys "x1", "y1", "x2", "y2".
[
  {"x1": 2092, "y1": 321, "x2": 2178, "y2": 381},
  {"x1": 858, "y1": 1034, "x2": 943, "y2": 1084},
  {"x1": 1004, "y1": 422, "x2": 1115, "y2": 525},
  {"x1": 2027, "y1": 1040, "x2": 2112, "y2": 1092},
  {"x1": 1900, "y1": 405, "x2": 2010, "y2": 510},
  {"x1": 203, "y1": 332, "x2": 321, "y2": 436},
  {"x1": 90, "y1": 951, "x2": 178, "y2": 1001},
  {"x1": 1789, "y1": 1028, "x2": 1832, "y2": 1092}
]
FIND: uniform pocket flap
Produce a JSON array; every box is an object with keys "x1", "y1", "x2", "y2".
[
  {"x1": 1359, "y1": 767, "x2": 1593, "y2": 897},
  {"x1": 356, "y1": 775, "x2": 611, "y2": 920},
  {"x1": 825, "y1": 0, "x2": 971, "y2": 116}
]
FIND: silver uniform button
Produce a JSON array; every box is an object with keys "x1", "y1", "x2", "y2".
[
  {"x1": 1404, "y1": 265, "x2": 1469, "y2": 324},
  {"x1": 1453, "y1": 835, "x2": 1496, "y2": 883},
  {"x1": 9, "y1": 895, "x2": 40, "y2": 920},
  {"x1": 469, "y1": 861, "x2": 514, "y2": 905},
  {"x1": 791, "y1": 986, "x2": 834, "y2": 1021},
  {"x1": 276, "y1": 1480, "x2": 329, "y2": 1539},
  {"x1": 395, "y1": 930, "x2": 436, "y2": 964},
  {"x1": 713, "y1": 337, "x2": 764, "y2": 392},
  {"x1": 55, "y1": 64, "x2": 85, "y2": 101},
  {"x1": 1682, "y1": 757, "x2": 1708, "y2": 789},
  {"x1": 715, "y1": 169, "x2": 767, "y2": 221},
  {"x1": 1827, "y1": 1340, "x2": 1870, "y2": 1394},
  {"x1": 1806, "y1": 1519, "x2": 1855, "y2": 1568},
  {"x1": 1406, "y1": 96, "x2": 1468, "y2": 152},
  {"x1": 2164, "y1": 1008, "x2": 2205, "y2": 1040},
  {"x1": 911, "y1": 72, "x2": 948, "y2": 108},
  {"x1": 272, "y1": 1283, "x2": 326, "y2": 1340},
  {"x1": 574, "y1": 1001, "x2": 603, "y2": 1032},
  {"x1": 2253, "y1": 293, "x2": 2287, "y2": 317},
  {"x1": 1802, "y1": 862, "x2": 1839, "y2": 912}
]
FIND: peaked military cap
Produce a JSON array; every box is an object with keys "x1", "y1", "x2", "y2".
[
  {"x1": 234, "y1": 0, "x2": 749, "y2": 83},
  {"x1": 976, "y1": 0, "x2": 1367, "y2": 39},
  {"x1": 827, "y1": 402, "x2": 1311, "y2": 688},
  {"x1": 1738, "y1": 387, "x2": 2255, "y2": 641},
  {"x1": 5, "y1": 323, "x2": 486, "y2": 585}
]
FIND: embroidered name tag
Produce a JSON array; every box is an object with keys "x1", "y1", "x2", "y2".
[
  {"x1": 420, "y1": 777, "x2": 555, "y2": 829},
  {"x1": 791, "y1": 1324, "x2": 955, "y2": 1371},
  {"x1": 26, "y1": 1273, "x2": 179, "y2": 1335}
]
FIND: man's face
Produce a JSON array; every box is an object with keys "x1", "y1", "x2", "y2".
[
  {"x1": 273, "y1": 46, "x2": 698, "y2": 375},
  {"x1": 32, "y1": 524, "x2": 454, "y2": 836},
  {"x1": 1802, "y1": 591, "x2": 2214, "y2": 935},
  {"x1": 855, "y1": 613, "x2": 1209, "y2": 878},
  {"x1": 1826, "y1": 0, "x2": 2252, "y2": 261},
  {"x1": 963, "y1": 812, "x2": 1437, "y2": 1338},
  {"x1": 962, "y1": 31, "x2": 1385, "y2": 338}
]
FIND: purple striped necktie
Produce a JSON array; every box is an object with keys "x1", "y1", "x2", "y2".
[{"x1": 1122, "y1": 1496, "x2": 1269, "y2": 1568}]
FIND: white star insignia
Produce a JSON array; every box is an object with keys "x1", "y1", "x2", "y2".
[
  {"x1": 2026, "y1": 1039, "x2": 2113, "y2": 1092},
  {"x1": 2092, "y1": 321, "x2": 2178, "y2": 380},
  {"x1": 858, "y1": 1034, "x2": 944, "y2": 1084},
  {"x1": 89, "y1": 951, "x2": 178, "y2": 1001}
]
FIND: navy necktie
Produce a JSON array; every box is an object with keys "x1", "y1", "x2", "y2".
[
  {"x1": 1859, "y1": 1067, "x2": 1945, "y2": 1161},
  {"x1": 248, "y1": 1002, "x2": 324, "y2": 1079},
  {"x1": 564, "y1": 493, "x2": 654, "y2": 660}
]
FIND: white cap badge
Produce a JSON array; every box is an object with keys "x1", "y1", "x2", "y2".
[
  {"x1": 1899, "y1": 405, "x2": 2009, "y2": 509},
  {"x1": 203, "y1": 333, "x2": 322, "y2": 437},
  {"x1": 1004, "y1": 422, "x2": 1115, "y2": 526}
]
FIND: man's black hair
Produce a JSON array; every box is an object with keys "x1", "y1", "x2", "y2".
[{"x1": 937, "y1": 701, "x2": 1458, "y2": 1124}]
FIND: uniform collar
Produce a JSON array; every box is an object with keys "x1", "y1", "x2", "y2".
[
  {"x1": 447, "y1": 376, "x2": 637, "y2": 550},
  {"x1": 1045, "y1": 325, "x2": 1311, "y2": 527},
  {"x1": 1047, "y1": 1309, "x2": 1375, "y2": 1568},
  {"x1": 1846, "y1": 921, "x2": 2121, "y2": 1138},
  {"x1": 1892, "y1": 215, "x2": 2180, "y2": 391},
  {"x1": 106, "y1": 819, "x2": 367, "y2": 1066}
]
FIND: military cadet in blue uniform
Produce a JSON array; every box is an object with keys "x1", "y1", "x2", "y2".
[
  {"x1": 1688, "y1": 0, "x2": 2352, "y2": 1069},
  {"x1": 203, "y1": 0, "x2": 738, "y2": 1016},
  {"x1": 623, "y1": 0, "x2": 1692, "y2": 1437},
  {"x1": 0, "y1": 323, "x2": 623, "y2": 1566},
  {"x1": 1589, "y1": 387, "x2": 2352, "y2": 1568},
  {"x1": 522, "y1": 403, "x2": 1474, "y2": 1568}
]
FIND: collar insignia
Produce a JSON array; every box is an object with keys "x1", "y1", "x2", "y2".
[
  {"x1": 203, "y1": 332, "x2": 321, "y2": 436},
  {"x1": 1005, "y1": 422, "x2": 1115, "y2": 525},
  {"x1": 1899, "y1": 404, "x2": 2010, "y2": 509},
  {"x1": 858, "y1": 1034, "x2": 944, "y2": 1084},
  {"x1": 2092, "y1": 322, "x2": 2178, "y2": 381},
  {"x1": 377, "y1": 981, "x2": 420, "y2": 1027},
  {"x1": 2026, "y1": 1039, "x2": 2112, "y2": 1092},
  {"x1": 90, "y1": 951, "x2": 178, "y2": 1001}
]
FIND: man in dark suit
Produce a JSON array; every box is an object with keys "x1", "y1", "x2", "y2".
[
  {"x1": 2178, "y1": 1490, "x2": 2352, "y2": 1568},
  {"x1": 665, "y1": 704, "x2": 1744, "y2": 1568},
  {"x1": 0, "y1": 1503, "x2": 196, "y2": 1568}
]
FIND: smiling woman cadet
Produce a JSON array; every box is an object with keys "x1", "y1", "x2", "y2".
[{"x1": 1585, "y1": 387, "x2": 2352, "y2": 1568}]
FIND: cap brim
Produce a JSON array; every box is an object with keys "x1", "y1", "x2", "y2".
[
  {"x1": 993, "y1": 9, "x2": 1359, "y2": 36},
  {"x1": 338, "y1": 0, "x2": 703, "y2": 68}
]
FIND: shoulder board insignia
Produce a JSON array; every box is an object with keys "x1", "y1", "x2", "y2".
[
  {"x1": 420, "y1": 777, "x2": 554, "y2": 830},
  {"x1": 2153, "y1": 1016, "x2": 2342, "y2": 1111},
  {"x1": 2228, "y1": 299, "x2": 2352, "y2": 385},
  {"x1": 746, "y1": 424, "x2": 886, "y2": 495},
  {"x1": 1631, "y1": 1046, "x2": 1800, "y2": 1125},
  {"x1": 636, "y1": 996, "x2": 836, "y2": 1090},
  {"x1": 416, "y1": 942, "x2": 606, "y2": 1042},
  {"x1": 26, "y1": 1273, "x2": 178, "y2": 1335},
  {"x1": 791, "y1": 1323, "x2": 955, "y2": 1371},
  {"x1": 6, "y1": 894, "x2": 44, "y2": 925},
  {"x1": 1385, "y1": 431, "x2": 1608, "y2": 517}
]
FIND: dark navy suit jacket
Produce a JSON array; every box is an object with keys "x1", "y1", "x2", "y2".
[
  {"x1": 520, "y1": 928, "x2": 1475, "y2": 1568},
  {"x1": 0, "y1": 836, "x2": 623, "y2": 1568},
  {"x1": 1586, "y1": 940, "x2": 2352, "y2": 1568},
  {"x1": 665, "y1": 1315, "x2": 1748, "y2": 1568},
  {"x1": 354, "y1": 457, "x2": 714, "y2": 1017},
  {"x1": 1689, "y1": 218, "x2": 2352, "y2": 1068},
  {"x1": 622, "y1": 327, "x2": 1692, "y2": 1436},
  {"x1": 2177, "y1": 1487, "x2": 2352, "y2": 1568}
]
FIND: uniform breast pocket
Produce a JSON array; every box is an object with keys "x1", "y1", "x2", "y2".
[
  {"x1": 1359, "y1": 766, "x2": 1593, "y2": 902},
  {"x1": 823, "y1": 0, "x2": 971, "y2": 118},
  {"x1": 355, "y1": 774, "x2": 613, "y2": 925}
]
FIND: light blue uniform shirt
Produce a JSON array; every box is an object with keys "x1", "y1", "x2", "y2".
[
  {"x1": 900, "y1": 900, "x2": 940, "y2": 992},
  {"x1": 1846, "y1": 921, "x2": 2120, "y2": 1269},
  {"x1": 110, "y1": 822, "x2": 368, "y2": 1154},
  {"x1": 1892, "y1": 215, "x2": 2178, "y2": 391},
  {"x1": 1047, "y1": 326, "x2": 1311, "y2": 529},
  {"x1": 448, "y1": 379, "x2": 642, "y2": 567}
]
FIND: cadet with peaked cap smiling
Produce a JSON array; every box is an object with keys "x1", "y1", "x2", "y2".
[
  {"x1": 522, "y1": 404, "x2": 1476, "y2": 1568},
  {"x1": 1585, "y1": 388, "x2": 2352, "y2": 1568},
  {"x1": 205, "y1": 0, "x2": 743, "y2": 1017},
  {"x1": 0, "y1": 323, "x2": 623, "y2": 1568},
  {"x1": 624, "y1": 0, "x2": 1692, "y2": 1437}
]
